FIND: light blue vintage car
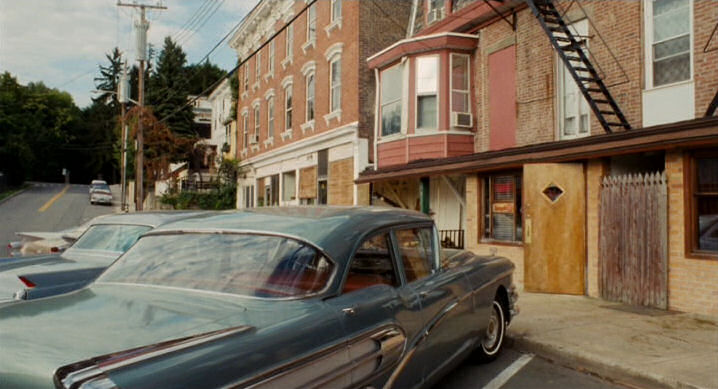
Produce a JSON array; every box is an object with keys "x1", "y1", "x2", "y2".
[
  {"x1": 0, "y1": 207, "x2": 517, "y2": 388},
  {"x1": 0, "y1": 211, "x2": 206, "y2": 303}
]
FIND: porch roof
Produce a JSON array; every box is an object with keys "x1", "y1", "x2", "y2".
[{"x1": 356, "y1": 116, "x2": 718, "y2": 183}]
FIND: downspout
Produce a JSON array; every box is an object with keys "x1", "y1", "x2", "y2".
[
  {"x1": 407, "y1": 0, "x2": 419, "y2": 38},
  {"x1": 373, "y1": 68, "x2": 380, "y2": 170}
]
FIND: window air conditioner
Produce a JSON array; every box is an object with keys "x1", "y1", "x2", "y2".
[{"x1": 451, "y1": 112, "x2": 473, "y2": 128}]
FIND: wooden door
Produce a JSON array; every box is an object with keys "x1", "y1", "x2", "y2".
[{"x1": 524, "y1": 163, "x2": 586, "y2": 294}]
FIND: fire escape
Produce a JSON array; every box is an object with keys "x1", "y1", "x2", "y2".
[{"x1": 526, "y1": 0, "x2": 631, "y2": 133}]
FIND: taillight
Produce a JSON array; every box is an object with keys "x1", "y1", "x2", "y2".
[
  {"x1": 18, "y1": 276, "x2": 36, "y2": 288},
  {"x1": 50, "y1": 246, "x2": 59, "y2": 253}
]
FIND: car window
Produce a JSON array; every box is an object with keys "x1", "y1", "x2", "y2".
[
  {"x1": 70, "y1": 224, "x2": 152, "y2": 253},
  {"x1": 343, "y1": 232, "x2": 399, "y2": 293},
  {"x1": 395, "y1": 227, "x2": 435, "y2": 283},
  {"x1": 98, "y1": 233, "x2": 334, "y2": 298}
]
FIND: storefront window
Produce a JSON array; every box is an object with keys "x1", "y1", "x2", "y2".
[{"x1": 483, "y1": 173, "x2": 523, "y2": 242}]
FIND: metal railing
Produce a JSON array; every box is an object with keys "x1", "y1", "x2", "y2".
[{"x1": 439, "y1": 229, "x2": 465, "y2": 249}]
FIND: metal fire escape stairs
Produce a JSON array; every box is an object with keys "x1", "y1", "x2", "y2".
[{"x1": 526, "y1": 0, "x2": 631, "y2": 133}]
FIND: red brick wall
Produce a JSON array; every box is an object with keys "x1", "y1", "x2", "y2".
[
  {"x1": 237, "y1": 0, "x2": 410, "y2": 160},
  {"x1": 694, "y1": 1, "x2": 718, "y2": 116}
]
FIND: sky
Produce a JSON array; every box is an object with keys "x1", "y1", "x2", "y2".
[{"x1": 0, "y1": 0, "x2": 259, "y2": 108}]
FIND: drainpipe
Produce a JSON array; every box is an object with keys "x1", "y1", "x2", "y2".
[{"x1": 408, "y1": 0, "x2": 419, "y2": 38}]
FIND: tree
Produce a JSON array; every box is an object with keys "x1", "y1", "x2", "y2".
[
  {"x1": 92, "y1": 47, "x2": 123, "y2": 111},
  {"x1": 185, "y1": 61, "x2": 226, "y2": 96},
  {"x1": 147, "y1": 37, "x2": 194, "y2": 137}
]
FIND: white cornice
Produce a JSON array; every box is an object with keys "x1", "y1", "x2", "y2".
[
  {"x1": 239, "y1": 122, "x2": 359, "y2": 169},
  {"x1": 230, "y1": 0, "x2": 295, "y2": 61},
  {"x1": 367, "y1": 32, "x2": 478, "y2": 63}
]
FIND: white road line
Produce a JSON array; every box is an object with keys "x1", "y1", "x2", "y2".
[{"x1": 482, "y1": 353, "x2": 535, "y2": 389}]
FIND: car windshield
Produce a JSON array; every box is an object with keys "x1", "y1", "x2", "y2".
[
  {"x1": 70, "y1": 224, "x2": 152, "y2": 253},
  {"x1": 93, "y1": 184, "x2": 110, "y2": 192},
  {"x1": 98, "y1": 233, "x2": 334, "y2": 298}
]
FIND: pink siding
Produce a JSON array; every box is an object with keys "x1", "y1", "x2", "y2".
[
  {"x1": 447, "y1": 134, "x2": 475, "y2": 157},
  {"x1": 488, "y1": 45, "x2": 517, "y2": 151},
  {"x1": 378, "y1": 140, "x2": 407, "y2": 168}
]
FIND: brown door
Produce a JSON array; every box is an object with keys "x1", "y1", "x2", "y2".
[{"x1": 523, "y1": 163, "x2": 585, "y2": 294}]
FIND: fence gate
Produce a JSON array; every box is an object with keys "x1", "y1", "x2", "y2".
[{"x1": 599, "y1": 172, "x2": 667, "y2": 309}]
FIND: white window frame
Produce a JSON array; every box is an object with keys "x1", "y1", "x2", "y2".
[
  {"x1": 306, "y1": 3, "x2": 317, "y2": 44},
  {"x1": 267, "y1": 97, "x2": 275, "y2": 139},
  {"x1": 329, "y1": 56, "x2": 342, "y2": 113},
  {"x1": 253, "y1": 104, "x2": 260, "y2": 143},
  {"x1": 331, "y1": 0, "x2": 342, "y2": 22},
  {"x1": 644, "y1": 0, "x2": 694, "y2": 90},
  {"x1": 286, "y1": 23, "x2": 294, "y2": 58},
  {"x1": 306, "y1": 72, "x2": 315, "y2": 122},
  {"x1": 449, "y1": 53, "x2": 471, "y2": 115},
  {"x1": 243, "y1": 64, "x2": 249, "y2": 93},
  {"x1": 380, "y1": 63, "x2": 404, "y2": 138},
  {"x1": 415, "y1": 55, "x2": 439, "y2": 132},
  {"x1": 285, "y1": 84, "x2": 293, "y2": 131},
  {"x1": 255, "y1": 51, "x2": 261, "y2": 84},
  {"x1": 556, "y1": 19, "x2": 590, "y2": 140},
  {"x1": 242, "y1": 111, "x2": 249, "y2": 150},
  {"x1": 267, "y1": 40, "x2": 275, "y2": 78}
]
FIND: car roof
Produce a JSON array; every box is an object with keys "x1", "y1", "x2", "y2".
[
  {"x1": 149, "y1": 207, "x2": 432, "y2": 262},
  {"x1": 87, "y1": 211, "x2": 213, "y2": 228},
  {"x1": 90, "y1": 180, "x2": 107, "y2": 184}
]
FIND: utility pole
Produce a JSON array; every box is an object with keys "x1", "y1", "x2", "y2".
[
  {"x1": 118, "y1": 62, "x2": 130, "y2": 212},
  {"x1": 117, "y1": 1, "x2": 166, "y2": 211}
]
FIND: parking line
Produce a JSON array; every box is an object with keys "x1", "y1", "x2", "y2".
[
  {"x1": 38, "y1": 185, "x2": 70, "y2": 212},
  {"x1": 483, "y1": 353, "x2": 534, "y2": 389}
]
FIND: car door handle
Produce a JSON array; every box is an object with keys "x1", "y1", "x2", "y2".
[{"x1": 342, "y1": 307, "x2": 356, "y2": 316}]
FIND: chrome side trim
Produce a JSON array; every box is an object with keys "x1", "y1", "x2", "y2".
[
  {"x1": 54, "y1": 326, "x2": 253, "y2": 389},
  {"x1": 226, "y1": 325, "x2": 406, "y2": 389}
]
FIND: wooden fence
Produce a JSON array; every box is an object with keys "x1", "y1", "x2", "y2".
[{"x1": 599, "y1": 172, "x2": 667, "y2": 309}]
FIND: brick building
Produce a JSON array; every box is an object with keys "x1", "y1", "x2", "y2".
[
  {"x1": 359, "y1": 0, "x2": 718, "y2": 317},
  {"x1": 229, "y1": 0, "x2": 412, "y2": 208}
]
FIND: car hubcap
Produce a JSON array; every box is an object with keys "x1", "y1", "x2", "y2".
[{"x1": 481, "y1": 301, "x2": 504, "y2": 354}]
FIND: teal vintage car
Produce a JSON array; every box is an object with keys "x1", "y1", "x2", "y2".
[{"x1": 0, "y1": 207, "x2": 518, "y2": 389}]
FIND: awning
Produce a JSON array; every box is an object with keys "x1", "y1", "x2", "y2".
[{"x1": 356, "y1": 116, "x2": 718, "y2": 183}]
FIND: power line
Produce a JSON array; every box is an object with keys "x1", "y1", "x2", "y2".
[
  {"x1": 177, "y1": 0, "x2": 225, "y2": 46},
  {"x1": 172, "y1": 0, "x2": 214, "y2": 41},
  {"x1": 174, "y1": 0, "x2": 222, "y2": 45}
]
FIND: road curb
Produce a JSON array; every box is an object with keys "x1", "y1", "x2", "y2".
[
  {"x1": 0, "y1": 186, "x2": 30, "y2": 206},
  {"x1": 508, "y1": 335, "x2": 702, "y2": 389}
]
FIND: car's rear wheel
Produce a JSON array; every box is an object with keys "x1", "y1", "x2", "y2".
[{"x1": 475, "y1": 299, "x2": 506, "y2": 362}]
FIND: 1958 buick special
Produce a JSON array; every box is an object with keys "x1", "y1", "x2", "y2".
[{"x1": 0, "y1": 207, "x2": 517, "y2": 389}]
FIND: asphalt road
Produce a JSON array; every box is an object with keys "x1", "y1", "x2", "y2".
[
  {"x1": 0, "y1": 182, "x2": 117, "y2": 250},
  {"x1": 435, "y1": 348, "x2": 626, "y2": 389}
]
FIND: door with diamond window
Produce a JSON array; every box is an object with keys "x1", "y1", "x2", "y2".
[{"x1": 523, "y1": 163, "x2": 585, "y2": 294}]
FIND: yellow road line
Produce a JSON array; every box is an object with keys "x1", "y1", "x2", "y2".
[{"x1": 38, "y1": 185, "x2": 70, "y2": 212}]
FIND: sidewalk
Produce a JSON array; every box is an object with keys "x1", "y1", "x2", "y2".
[{"x1": 508, "y1": 293, "x2": 718, "y2": 389}]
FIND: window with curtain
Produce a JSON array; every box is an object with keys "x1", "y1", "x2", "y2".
[{"x1": 416, "y1": 56, "x2": 438, "y2": 129}]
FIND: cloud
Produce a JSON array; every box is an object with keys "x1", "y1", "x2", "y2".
[{"x1": 0, "y1": 0, "x2": 257, "y2": 108}]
